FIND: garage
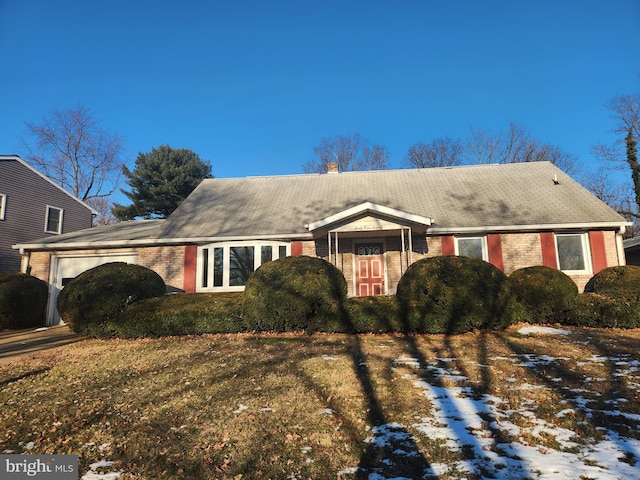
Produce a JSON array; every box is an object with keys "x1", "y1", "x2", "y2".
[{"x1": 47, "y1": 253, "x2": 138, "y2": 325}]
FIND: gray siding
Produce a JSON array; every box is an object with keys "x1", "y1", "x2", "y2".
[{"x1": 0, "y1": 158, "x2": 94, "y2": 271}]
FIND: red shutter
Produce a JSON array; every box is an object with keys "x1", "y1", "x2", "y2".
[
  {"x1": 487, "y1": 234, "x2": 504, "y2": 271},
  {"x1": 441, "y1": 236, "x2": 455, "y2": 256},
  {"x1": 183, "y1": 245, "x2": 197, "y2": 293},
  {"x1": 540, "y1": 232, "x2": 558, "y2": 268},
  {"x1": 291, "y1": 241, "x2": 303, "y2": 256},
  {"x1": 589, "y1": 230, "x2": 608, "y2": 274}
]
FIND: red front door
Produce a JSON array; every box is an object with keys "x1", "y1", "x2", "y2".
[{"x1": 355, "y1": 244, "x2": 385, "y2": 296}]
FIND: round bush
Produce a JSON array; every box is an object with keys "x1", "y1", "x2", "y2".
[
  {"x1": 509, "y1": 266, "x2": 578, "y2": 324},
  {"x1": 396, "y1": 256, "x2": 516, "y2": 334},
  {"x1": 569, "y1": 293, "x2": 640, "y2": 328},
  {"x1": 585, "y1": 266, "x2": 640, "y2": 303},
  {"x1": 57, "y1": 262, "x2": 166, "y2": 336},
  {"x1": 243, "y1": 256, "x2": 348, "y2": 333},
  {"x1": 0, "y1": 272, "x2": 48, "y2": 329}
]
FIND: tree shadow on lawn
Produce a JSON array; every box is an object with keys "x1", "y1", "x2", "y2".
[{"x1": 493, "y1": 328, "x2": 640, "y2": 465}]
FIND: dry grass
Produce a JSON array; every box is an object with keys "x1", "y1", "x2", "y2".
[{"x1": 0, "y1": 327, "x2": 639, "y2": 479}]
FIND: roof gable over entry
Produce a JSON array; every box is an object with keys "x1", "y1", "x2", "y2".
[{"x1": 306, "y1": 202, "x2": 433, "y2": 235}]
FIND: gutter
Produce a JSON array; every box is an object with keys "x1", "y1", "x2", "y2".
[
  {"x1": 13, "y1": 232, "x2": 316, "y2": 253},
  {"x1": 426, "y1": 222, "x2": 631, "y2": 235}
]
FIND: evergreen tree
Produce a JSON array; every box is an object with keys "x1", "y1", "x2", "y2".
[
  {"x1": 112, "y1": 145, "x2": 212, "y2": 220},
  {"x1": 627, "y1": 128, "x2": 640, "y2": 212}
]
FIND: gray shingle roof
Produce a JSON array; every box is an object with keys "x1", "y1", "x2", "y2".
[
  {"x1": 15, "y1": 162, "x2": 628, "y2": 250},
  {"x1": 157, "y1": 162, "x2": 627, "y2": 239}
]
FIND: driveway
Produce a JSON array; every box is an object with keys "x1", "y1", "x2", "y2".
[{"x1": 0, "y1": 325, "x2": 82, "y2": 364}]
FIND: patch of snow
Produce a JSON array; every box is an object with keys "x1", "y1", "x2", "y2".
[
  {"x1": 517, "y1": 326, "x2": 571, "y2": 336},
  {"x1": 233, "y1": 404, "x2": 249, "y2": 414}
]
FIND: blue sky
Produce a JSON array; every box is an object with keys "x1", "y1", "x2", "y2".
[{"x1": 1, "y1": 0, "x2": 639, "y2": 191}]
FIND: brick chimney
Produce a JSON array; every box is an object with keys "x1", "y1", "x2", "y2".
[{"x1": 327, "y1": 162, "x2": 339, "y2": 174}]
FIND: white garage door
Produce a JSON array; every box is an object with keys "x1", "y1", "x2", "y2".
[{"x1": 47, "y1": 253, "x2": 138, "y2": 325}]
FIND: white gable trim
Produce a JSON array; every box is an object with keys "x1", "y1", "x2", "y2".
[{"x1": 305, "y1": 202, "x2": 433, "y2": 232}]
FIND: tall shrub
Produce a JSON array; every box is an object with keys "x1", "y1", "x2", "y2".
[
  {"x1": 0, "y1": 272, "x2": 48, "y2": 329},
  {"x1": 57, "y1": 262, "x2": 166, "y2": 336},
  {"x1": 509, "y1": 266, "x2": 578, "y2": 324},
  {"x1": 243, "y1": 256, "x2": 347, "y2": 333},
  {"x1": 396, "y1": 256, "x2": 516, "y2": 334}
]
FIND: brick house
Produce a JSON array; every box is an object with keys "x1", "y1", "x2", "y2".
[
  {"x1": 0, "y1": 155, "x2": 96, "y2": 272},
  {"x1": 14, "y1": 162, "x2": 629, "y2": 325}
]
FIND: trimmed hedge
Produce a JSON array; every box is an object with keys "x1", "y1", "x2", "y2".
[
  {"x1": 509, "y1": 266, "x2": 578, "y2": 324},
  {"x1": 568, "y1": 293, "x2": 640, "y2": 328},
  {"x1": 243, "y1": 256, "x2": 348, "y2": 333},
  {"x1": 57, "y1": 262, "x2": 166, "y2": 336},
  {"x1": 586, "y1": 266, "x2": 640, "y2": 303},
  {"x1": 320, "y1": 296, "x2": 402, "y2": 333},
  {"x1": 102, "y1": 292, "x2": 245, "y2": 338},
  {"x1": 0, "y1": 272, "x2": 48, "y2": 329},
  {"x1": 396, "y1": 256, "x2": 517, "y2": 334}
]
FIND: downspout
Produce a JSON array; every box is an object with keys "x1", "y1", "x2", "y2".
[{"x1": 617, "y1": 225, "x2": 627, "y2": 266}]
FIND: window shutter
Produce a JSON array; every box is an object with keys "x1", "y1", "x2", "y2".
[
  {"x1": 487, "y1": 234, "x2": 504, "y2": 271},
  {"x1": 588, "y1": 230, "x2": 607, "y2": 274},
  {"x1": 183, "y1": 244, "x2": 197, "y2": 293},
  {"x1": 540, "y1": 232, "x2": 558, "y2": 268},
  {"x1": 291, "y1": 241, "x2": 303, "y2": 256},
  {"x1": 441, "y1": 236, "x2": 455, "y2": 256}
]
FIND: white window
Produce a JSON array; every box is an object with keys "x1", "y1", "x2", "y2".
[
  {"x1": 196, "y1": 241, "x2": 290, "y2": 291},
  {"x1": 45, "y1": 205, "x2": 64, "y2": 234},
  {"x1": 0, "y1": 194, "x2": 6, "y2": 220},
  {"x1": 555, "y1": 233, "x2": 591, "y2": 273},
  {"x1": 455, "y1": 236, "x2": 488, "y2": 261}
]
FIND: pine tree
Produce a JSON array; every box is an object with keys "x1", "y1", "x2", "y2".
[{"x1": 112, "y1": 145, "x2": 212, "y2": 220}]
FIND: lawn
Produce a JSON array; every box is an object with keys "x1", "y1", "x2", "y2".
[{"x1": 0, "y1": 326, "x2": 639, "y2": 480}]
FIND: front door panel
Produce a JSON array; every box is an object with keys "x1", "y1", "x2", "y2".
[{"x1": 355, "y1": 244, "x2": 384, "y2": 296}]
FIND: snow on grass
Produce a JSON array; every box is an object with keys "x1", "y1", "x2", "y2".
[
  {"x1": 345, "y1": 346, "x2": 640, "y2": 480},
  {"x1": 517, "y1": 326, "x2": 572, "y2": 336}
]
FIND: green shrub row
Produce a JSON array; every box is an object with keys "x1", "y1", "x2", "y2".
[
  {"x1": 50, "y1": 257, "x2": 640, "y2": 338},
  {"x1": 0, "y1": 272, "x2": 48, "y2": 329}
]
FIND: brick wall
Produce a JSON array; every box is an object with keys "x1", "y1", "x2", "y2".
[
  {"x1": 24, "y1": 246, "x2": 186, "y2": 292},
  {"x1": 137, "y1": 246, "x2": 186, "y2": 292}
]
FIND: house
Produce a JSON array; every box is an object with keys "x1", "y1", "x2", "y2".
[
  {"x1": 0, "y1": 155, "x2": 96, "y2": 272},
  {"x1": 623, "y1": 237, "x2": 640, "y2": 266},
  {"x1": 14, "y1": 161, "x2": 629, "y2": 325}
]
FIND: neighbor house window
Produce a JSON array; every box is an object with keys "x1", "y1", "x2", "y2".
[
  {"x1": 0, "y1": 194, "x2": 6, "y2": 220},
  {"x1": 455, "y1": 236, "x2": 488, "y2": 261},
  {"x1": 45, "y1": 206, "x2": 64, "y2": 234},
  {"x1": 555, "y1": 233, "x2": 591, "y2": 273},
  {"x1": 196, "y1": 241, "x2": 290, "y2": 291}
]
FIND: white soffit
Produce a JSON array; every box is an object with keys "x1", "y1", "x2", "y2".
[{"x1": 306, "y1": 202, "x2": 433, "y2": 232}]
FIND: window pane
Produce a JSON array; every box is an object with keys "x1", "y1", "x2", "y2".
[
  {"x1": 261, "y1": 246, "x2": 273, "y2": 265},
  {"x1": 230, "y1": 246, "x2": 254, "y2": 286},
  {"x1": 557, "y1": 235, "x2": 585, "y2": 270},
  {"x1": 213, "y1": 247, "x2": 224, "y2": 287},
  {"x1": 201, "y1": 249, "x2": 209, "y2": 288},
  {"x1": 458, "y1": 238, "x2": 483, "y2": 259},
  {"x1": 46, "y1": 207, "x2": 61, "y2": 233},
  {"x1": 279, "y1": 245, "x2": 287, "y2": 259}
]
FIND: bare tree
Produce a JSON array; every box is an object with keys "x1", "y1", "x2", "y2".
[
  {"x1": 593, "y1": 87, "x2": 640, "y2": 224},
  {"x1": 404, "y1": 137, "x2": 463, "y2": 168},
  {"x1": 582, "y1": 166, "x2": 639, "y2": 238},
  {"x1": 465, "y1": 121, "x2": 578, "y2": 174},
  {"x1": 22, "y1": 105, "x2": 124, "y2": 222},
  {"x1": 303, "y1": 133, "x2": 389, "y2": 173}
]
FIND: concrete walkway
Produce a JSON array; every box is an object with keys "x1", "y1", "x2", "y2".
[{"x1": 0, "y1": 325, "x2": 82, "y2": 364}]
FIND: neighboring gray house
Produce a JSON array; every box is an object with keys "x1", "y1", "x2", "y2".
[
  {"x1": 0, "y1": 155, "x2": 96, "y2": 272},
  {"x1": 15, "y1": 161, "x2": 630, "y2": 325},
  {"x1": 623, "y1": 237, "x2": 640, "y2": 266}
]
